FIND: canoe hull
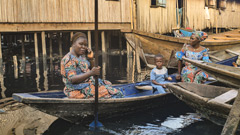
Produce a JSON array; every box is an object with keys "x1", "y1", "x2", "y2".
[
  {"x1": 166, "y1": 83, "x2": 236, "y2": 128},
  {"x1": 20, "y1": 93, "x2": 177, "y2": 123}
]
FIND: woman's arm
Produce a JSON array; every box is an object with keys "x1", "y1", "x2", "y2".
[
  {"x1": 176, "y1": 60, "x2": 182, "y2": 80},
  {"x1": 71, "y1": 66, "x2": 100, "y2": 84}
]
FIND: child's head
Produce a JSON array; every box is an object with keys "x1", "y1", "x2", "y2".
[{"x1": 155, "y1": 54, "x2": 164, "y2": 69}]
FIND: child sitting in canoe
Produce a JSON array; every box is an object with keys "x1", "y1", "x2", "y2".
[
  {"x1": 232, "y1": 55, "x2": 240, "y2": 68},
  {"x1": 150, "y1": 54, "x2": 172, "y2": 94}
]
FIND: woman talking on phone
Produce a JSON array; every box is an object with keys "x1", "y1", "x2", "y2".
[{"x1": 60, "y1": 32, "x2": 123, "y2": 99}]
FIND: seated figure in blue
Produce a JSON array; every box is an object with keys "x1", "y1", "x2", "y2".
[{"x1": 150, "y1": 54, "x2": 172, "y2": 94}]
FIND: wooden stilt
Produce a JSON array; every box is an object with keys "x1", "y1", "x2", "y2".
[
  {"x1": 43, "y1": 69, "x2": 48, "y2": 91},
  {"x1": 21, "y1": 35, "x2": 25, "y2": 61},
  {"x1": 49, "y1": 33, "x2": 53, "y2": 72},
  {"x1": 101, "y1": 31, "x2": 106, "y2": 79},
  {"x1": 34, "y1": 33, "x2": 39, "y2": 62},
  {"x1": 119, "y1": 32, "x2": 123, "y2": 71},
  {"x1": 35, "y1": 58, "x2": 40, "y2": 91},
  {"x1": 135, "y1": 44, "x2": 141, "y2": 74},
  {"x1": 132, "y1": 50, "x2": 136, "y2": 82},
  {"x1": 0, "y1": 72, "x2": 6, "y2": 98},
  {"x1": 88, "y1": 31, "x2": 92, "y2": 49},
  {"x1": 41, "y1": 31, "x2": 47, "y2": 59},
  {"x1": 70, "y1": 32, "x2": 74, "y2": 51},
  {"x1": 221, "y1": 91, "x2": 240, "y2": 135},
  {"x1": 41, "y1": 31, "x2": 47, "y2": 71},
  {"x1": 58, "y1": 33, "x2": 63, "y2": 58},
  {"x1": 0, "y1": 33, "x2": 3, "y2": 73},
  {"x1": 127, "y1": 41, "x2": 133, "y2": 82},
  {"x1": 13, "y1": 55, "x2": 18, "y2": 79},
  {"x1": 101, "y1": 31, "x2": 106, "y2": 54}
]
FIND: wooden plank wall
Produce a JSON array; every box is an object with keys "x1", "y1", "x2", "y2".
[
  {"x1": 136, "y1": 0, "x2": 177, "y2": 34},
  {"x1": 0, "y1": 0, "x2": 130, "y2": 23},
  {"x1": 186, "y1": 0, "x2": 240, "y2": 30},
  {"x1": 135, "y1": 0, "x2": 240, "y2": 34}
]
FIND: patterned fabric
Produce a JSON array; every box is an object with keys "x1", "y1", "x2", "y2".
[
  {"x1": 175, "y1": 44, "x2": 211, "y2": 83},
  {"x1": 61, "y1": 53, "x2": 123, "y2": 99},
  {"x1": 193, "y1": 31, "x2": 208, "y2": 41},
  {"x1": 150, "y1": 66, "x2": 171, "y2": 94}
]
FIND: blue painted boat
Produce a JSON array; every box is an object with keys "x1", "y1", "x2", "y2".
[{"x1": 13, "y1": 78, "x2": 178, "y2": 124}]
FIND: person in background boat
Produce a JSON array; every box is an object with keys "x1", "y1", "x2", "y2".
[
  {"x1": 61, "y1": 32, "x2": 123, "y2": 99},
  {"x1": 232, "y1": 55, "x2": 240, "y2": 68},
  {"x1": 175, "y1": 31, "x2": 211, "y2": 83},
  {"x1": 150, "y1": 54, "x2": 172, "y2": 94}
]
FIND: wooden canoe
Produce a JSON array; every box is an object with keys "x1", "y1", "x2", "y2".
[
  {"x1": 166, "y1": 82, "x2": 239, "y2": 128},
  {"x1": 12, "y1": 81, "x2": 178, "y2": 124},
  {"x1": 182, "y1": 57, "x2": 240, "y2": 88},
  {"x1": 126, "y1": 29, "x2": 240, "y2": 67},
  {"x1": 208, "y1": 45, "x2": 240, "y2": 63}
]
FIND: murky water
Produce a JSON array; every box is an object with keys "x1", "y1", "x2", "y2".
[{"x1": 0, "y1": 40, "x2": 225, "y2": 135}]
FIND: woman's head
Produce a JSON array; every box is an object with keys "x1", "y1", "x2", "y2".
[
  {"x1": 155, "y1": 54, "x2": 164, "y2": 69},
  {"x1": 71, "y1": 32, "x2": 88, "y2": 56},
  {"x1": 190, "y1": 31, "x2": 208, "y2": 46}
]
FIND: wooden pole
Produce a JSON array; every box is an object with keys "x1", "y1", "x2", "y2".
[
  {"x1": 135, "y1": 44, "x2": 141, "y2": 74},
  {"x1": 13, "y1": 55, "x2": 18, "y2": 79},
  {"x1": 21, "y1": 35, "x2": 25, "y2": 61},
  {"x1": 88, "y1": 31, "x2": 92, "y2": 49},
  {"x1": 215, "y1": 10, "x2": 218, "y2": 34},
  {"x1": 133, "y1": 0, "x2": 137, "y2": 30},
  {"x1": 0, "y1": 33, "x2": 3, "y2": 73},
  {"x1": 58, "y1": 33, "x2": 63, "y2": 58},
  {"x1": 101, "y1": 31, "x2": 106, "y2": 54},
  {"x1": 221, "y1": 91, "x2": 240, "y2": 135},
  {"x1": 101, "y1": 31, "x2": 106, "y2": 80},
  {"x1": 34, "y1": 33, "x2": 39, "y2": 62},
  {"x1": 49, "y1": 33, "x2": 53, "y2": 72},
  {"x1": 41, "y1": 31, "x2": 47, "y2": 71}
]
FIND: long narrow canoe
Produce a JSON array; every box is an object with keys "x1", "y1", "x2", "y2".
[
  {"x1": 182, "y1": 57, "x2": 240, "y2": 88},
  {"x1": 166, "y1": 82, "x2": 239, "y2": 129},
  {"x1": 126, "y1": 29, "x2": 240, "y2": 67},
  {"x1": 13, "y1": 81, "x2": 178, "y2": 124}
]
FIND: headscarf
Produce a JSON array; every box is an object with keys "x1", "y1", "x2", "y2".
[
  {"x1": 71, "y1": 32, "x2": 87, "y2": 45},
  {"x1": 192, "y1": 31, "x2": 208, "y2": 41}
]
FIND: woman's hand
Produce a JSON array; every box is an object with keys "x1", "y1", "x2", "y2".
[
  {"x1": 86, "y1": 47, "x2": 94, "y2": 59},
  {"x1": 90, "y1": 66, "x2": 101, "y2": 76},
  {"x1": 167, "y1": 77, "x2": 172, "y2": 81}
]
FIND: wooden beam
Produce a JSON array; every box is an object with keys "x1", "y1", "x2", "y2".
[
  {"x1": 225, "y1": 49, "x2": 239, "y2": 56},
  {"x1": 34, "y1": 33, "x2": 39, "y2": 61},
  {"x1": 88, "y1": 31, "x2": 92, "y2": 49},
  {"x1": 209, "y1": 54, "x2": 223, "y2": 61},
  {"x1": 0, "y1": 23, "x2": 131, "y2": 32},
  {"x1": 221, "y1": 91, "x2": 240, "y2": 135},
  {"x1": 225, "y1": 34, "x2": 240, "y2": 38},
  {"x1": 212, "y1": 37, "x2": 240, "y2": 40}
]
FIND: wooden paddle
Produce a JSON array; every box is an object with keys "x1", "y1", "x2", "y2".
[{"x1": 89, "y1": 0, "x2": 103, "y2": 130}]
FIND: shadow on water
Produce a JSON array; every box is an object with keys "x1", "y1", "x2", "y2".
[{"x1": 43, "y1": 101, "x2": 223, "y2": 135}]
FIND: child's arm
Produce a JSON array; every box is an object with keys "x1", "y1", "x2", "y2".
[
  {"x1": 152, "y1": 80, "x2": 166, "y2": 88},
  {"x1": 164, "y1": 68, "x2": 172, "y2": 81}
]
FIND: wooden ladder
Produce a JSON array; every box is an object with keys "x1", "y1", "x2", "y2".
[{"x1": 221, "y1": 90, "x2": 240, "y2": 135}]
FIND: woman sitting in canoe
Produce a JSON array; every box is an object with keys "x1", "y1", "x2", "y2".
[
  {"x1": 61, "y1": 32, "x2": 123, "y2": 99},
  {"x1": 175, "y1": 31, "x2": 211, "y2": 83}
]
